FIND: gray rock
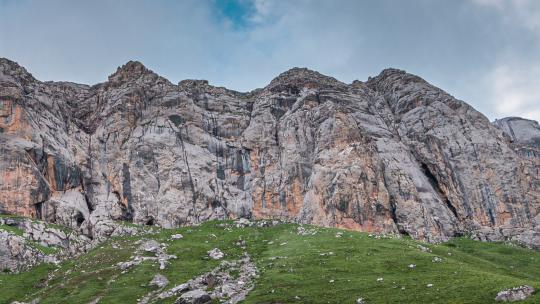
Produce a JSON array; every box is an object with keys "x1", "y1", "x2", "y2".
[
  {"x1": 175, "y1": 289, "x2": 211, "y2": 304},
  {"x1": 495, "y1": 285, "x2": 535, "y2": 302},
  {"x1": 149, "y1": 274, "x2": 169, "y2": 288},
  {"x1": 141, "y1": 240, "x2": 161, "y2": 253},
  {"x1": 207, "y1": 248, "x2": 224, "y2": 260},
  {"x1": 153, "y1": 254, "x2": 257, "y2": 304}
]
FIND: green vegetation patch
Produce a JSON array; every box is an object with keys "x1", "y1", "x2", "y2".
[{"x1": 0, "y1": 221, "x2": 539, "y2": 304}]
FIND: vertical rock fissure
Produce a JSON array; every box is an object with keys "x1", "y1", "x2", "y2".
[
  {"x1": 121, "y1": 163, "x2": 134, "y2": 221},
  {"x1": 168, "y1": 120, "x2": 199, "y2": 222},
  {"x1": 419, "y1": 162, "x2": 459, "y2": 219}
]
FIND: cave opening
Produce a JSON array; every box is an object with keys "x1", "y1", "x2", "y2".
[
  {"x1": 75, "y1": 212, "x2": 85, "y2": 227},
  {"x1": 35, "y1": 202, "x2": 44, "y2": 220}
]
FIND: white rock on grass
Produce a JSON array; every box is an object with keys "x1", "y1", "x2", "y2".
[
  {"x1": 171, "y1": 234, "x2": 183, "y2": 240},
  {"x1": 149, "y1": 274, "x2": 169, "y2": 288},
  {"x1": 141, "y1": 240, "x2": 161, "y2": 253},
  {"x1": 495, "y1": 285, "x2": 535, "y2": 302},
  {"x1": 427, "y1": 284, "x2": 433, "y2": 288},
  {"x1": 208, "y1": 248, "x2": 224, "y2": 260},
  {"x1": 417, "y1": 245, "x2": 432, "y2": 253},
  {"x1": 234, "y1": 218, "x2": 252, "y2": 228}
]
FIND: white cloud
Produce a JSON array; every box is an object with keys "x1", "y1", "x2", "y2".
[
  {"x1": 488, "y1": 64, "x2": 540, "y2": 122},
  {"x1": 469, "y1": 0, "x2": 540, "y2": 122},
  {"x1": 471, "y1": 0, "x2": 540, "y2": 31}
]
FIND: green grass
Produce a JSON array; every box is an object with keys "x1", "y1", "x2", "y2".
[
  {"x1": 1, "y1": 221, "x2": 539, "y2": 304},
  {"x1": 0, "y1": 224, "x2": 24, "y2": 236}
]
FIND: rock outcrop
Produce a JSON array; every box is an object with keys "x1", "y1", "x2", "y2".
[
  {"x1": 0, "y1": 58, "x2": 539, "y2": 247},
  {"x1": 0, "y1": 216, "x2": 92, "y2": 272}
]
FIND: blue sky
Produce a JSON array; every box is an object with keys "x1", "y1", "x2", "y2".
[{"x1": 0, "y1": 0, "x2": 539, "y2": 121}]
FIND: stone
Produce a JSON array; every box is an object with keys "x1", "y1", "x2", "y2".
[
  {"x1": 417, "y1": 245, "x2": 432, "y2": 253},
  {"x1": 208, "y1": 248, "x2": 224, "y2": 260},
  {"x1": 175, "y1": 289, "x2": 211, "y2": 304},
  {"x1": 171, "y1": 234, "x2": 183, "y2": 240},
  {"x1": 141, "y1": 240, "x2": 161, "y2": 253},
  {"x1": 432, "y1": 257, "x2": 442, "y2": 263},
  {"x1": 0, "y1": 216, "x2": 94, "y2": 273},
  {"x1": 495, "y1": 285, "x2": 535, "y2": 302},
  {"x1": 149, "y1": 274, "x2": 169, "y2": 288},
  {"x1": 234, "y1": 218, "x2": 252, "y2": 228}
]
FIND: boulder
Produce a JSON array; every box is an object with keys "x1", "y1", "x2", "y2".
[
  {"x1": 208, "y1": 248, "x2": 224, "y2": 260},
  {"x1": 149, "y1": 274, "x2": 169, "y2": 288},
  {"x1": 175, "y1": 289, "x2": 211, "y2": 304},
  {"x1": 495, "y1": 285, "x2": 535, "y2": 302}
]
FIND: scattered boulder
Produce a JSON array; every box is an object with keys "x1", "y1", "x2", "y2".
[
  {"x1": 234, "y1": 218, "x2": 252, "y2": 228},
  {"x1": 153, "y1": 254, "x2": 258, "y2": 304},
  {"x1": 175, "y1": 289, "x2": 211, "y2": 304},
  {"x1": 171, "y1": 234, "x2": 183, "y2": 240},
  {"x1": 208, "y1": 248, "x2": 224, "y2": 260},
  {"x1": 118, "y1": 239, "x2": 175, "y2": 272},
  {"x1": 141, "y1": 240, "x2": 161, "y2": 253},
  {"x1": 150, "y1": 274, "x2": 170, "y2": 288},
  {"x1": 417, "y1": 245, "x2": 432, "y2": 253},
  {"x1": 495, "y1": 285, "x2": 535, "y2": 302},
  {"x1": 297, "y1": 226, "x2": 317, "y2": 236}
]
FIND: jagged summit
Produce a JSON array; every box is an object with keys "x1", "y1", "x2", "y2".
[
  {"x1": 107, "y1": 60, "x2": 160, "y2": 84},
  {"x1": 0, "y1": 58, "x2": 36, "y2": 85},
  {"x1": 367, "y1": 67, "x2": 429, "y2": 87},
  {"x1": 266, "y1": 67, "x2": 346, "y2": 92},
  {"x1": 494, "y1": 116, "x2": 540, "y2": 147}
]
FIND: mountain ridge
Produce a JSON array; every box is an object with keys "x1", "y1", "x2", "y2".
[{"x1": 0, "y1": 58, "x2": 538, "y2": 250}]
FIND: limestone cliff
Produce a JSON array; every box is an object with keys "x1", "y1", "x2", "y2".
[{"x1": 0, "y1": 58, "x2": 538, "y2": 247}]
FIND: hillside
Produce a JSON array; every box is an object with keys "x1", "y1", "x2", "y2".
[{"x1": 1, "y1": 218, "x2": 539, "y2": 304}]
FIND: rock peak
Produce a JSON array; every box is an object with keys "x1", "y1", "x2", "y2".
[
  {"x1": 108, "y1": 60, "x2": 157, "y2": 83},
  {"x1": 494, "y1": 117, "x2": 540, "y2": 147},
  {"x1": 266, "y1": 67, "x2": 345, "y2": 92},
  {"x1": 0, "y1": 57, "x2": 36, "y2": 84}
]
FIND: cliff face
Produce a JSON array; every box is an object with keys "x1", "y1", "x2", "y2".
[{"x1": 0, "y1": 58, "x2": 538, "y2": 246}]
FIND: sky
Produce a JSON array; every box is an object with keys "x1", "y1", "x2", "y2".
[{"x1": 0, "y1": 0, "x2": 539, "y2": 122}]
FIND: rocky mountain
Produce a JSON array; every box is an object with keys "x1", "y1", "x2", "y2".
[{"x1": 0, "y1": 58, "x2": 539, "y2": 247}]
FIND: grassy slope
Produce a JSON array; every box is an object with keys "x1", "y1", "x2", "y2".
[{"x1": 0, "y1": 221, "x2": 538, "y2": 304}]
